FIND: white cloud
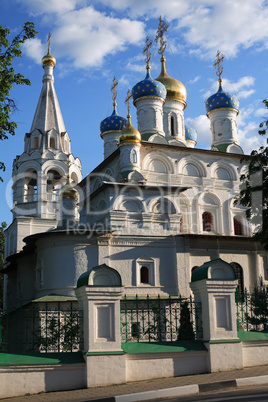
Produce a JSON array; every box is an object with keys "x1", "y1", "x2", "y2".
[
  {"x1": 178, "y1": 0, "x2": 268, "y2": 59},
  {"x1": 22, "y1": 38, "x2": 45, "y2": 64},
  {"x1": 255, "y1": 107, "x2": 268, "y2": 118},
  {"x1": 17, "y1": 0, "x2": 82, "y2": 14},
  {"x1": 22, "y1": 6, "x2": 145, "y2": 69},
  {"x1": 203, "y1": 76, "x2": 255, "y2": 100},
  {"x1": 185, "y1": 114, "x2": 211, "y2": 149},
  {"x1": 188, "y1": 75, "x2": 200, "y2": 84}
]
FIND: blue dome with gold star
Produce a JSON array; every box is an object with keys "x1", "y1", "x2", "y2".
[
  {"x1": 185, "y1": 125, "x2": 197, "y2": 142},
  {"x1": 100, "y1": 110, "x2": 127, "y2": 134},
  {"x1": 205, "y1": 81, "x2": 239, "y2": 114},
  {"x1": 132, "y1": 70, "x2": 166, "y2": 103}
]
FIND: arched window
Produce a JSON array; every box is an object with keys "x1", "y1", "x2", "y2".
[
  {"x1": 230, "y1": 262, "x2": 244, "y2": 296},
  {"x1": 33, "y1": 137, "x2": 39, "y2": 149},
  {"x1": 202, "y1": 211, "x2": 213, "y2": 232},
  {"x1": 50, "y1": 137, "x2": 56, "y2": 148},
  {"x1": 140, "y1": 266, "x2": 149, "y2": 284},
  {"x1": 171, "y1": 116, "x2": 176, "y2": 136},
  {"x1": 24, "y1": 169, "x2": 38, "y2": 202},
  {"x1": 234, "y1": 215, "x2": 244, "y2": 235},
  {"x1": 47, "y1": 169, "x2": 62, "y2": 201}
]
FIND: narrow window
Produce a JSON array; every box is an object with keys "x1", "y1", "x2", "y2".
[
  {"x1": 234, "y1": 216, "x2": 244, "y2": 235},
  {"x1": 50, "y1": 137, "x2": 56, "y2": 148},
  {"x1": 171, "y1": 116, "x2": 176, "y2": 136},
  {"x1": 202, "y1": 211, "x2": 213, "y2": 232},
  {"x1": 140, "y1": 266, "x2": 149, "y2": 284},
  {"x1": 33, "y1": 137, "x2": 39, "y2": 149}
]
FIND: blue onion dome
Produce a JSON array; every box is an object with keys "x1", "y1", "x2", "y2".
[
  {"x1": 205, "y1": 79, "x2": 239, "y2": 114},
  {"x1": 119, "y1": 114, "x2": 141, "y2": 145},
  {"x1": 100, "y1": 109, "x2": 127, "y2": 134},
  {"x1": 132, "y1": 65, "x2": 166, "y2": 103},
  {"x1": 185, "y1": 125, "x2": 197, "y2": 142},
  {"x1": 156, "y1": 57, "x2": 187, "y2": 106}
]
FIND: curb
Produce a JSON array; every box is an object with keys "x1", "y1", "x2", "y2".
[{"x1": 91, "y1": 375, "x2": 268, "y2": 402}]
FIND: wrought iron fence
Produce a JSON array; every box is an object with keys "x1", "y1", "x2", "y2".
[
  {"x1": 0, "y1": 302, "x2": 83, "y2": 353},
  {"x1": 236, "y1": 288, "x2": 268, "y2": 332},
  {"x1": 120, "y1": 295, "x2": 203, "y2": 342}
]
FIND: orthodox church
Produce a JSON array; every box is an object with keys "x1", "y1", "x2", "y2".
[{"x1": 3, "y1": 25, "x2": 268, "y2": 311}]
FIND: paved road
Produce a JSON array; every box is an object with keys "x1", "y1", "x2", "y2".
[{"x1": 159, "y1": 384, "x2": 268, "y2": 401}]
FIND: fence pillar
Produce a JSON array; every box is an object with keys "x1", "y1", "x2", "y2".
[
  {"x1": 190, "y1": 258, "x2": 243, "y2": 372},
  {"x1": 75, "y1": 264, "x2": 126, "y2": 387}
]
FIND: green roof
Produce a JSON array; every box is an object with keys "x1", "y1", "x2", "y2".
[
  {"x1": 191, "y1": 258, "x2": 235, "y2": 282},
  {"x1": 121, "y1": 341, "x2": 207, "y2": 354},
  {"x1": 77, "y1": 263, "x2": 122, "y2": 288},
  {"x1": 32, "y1": 295, "x2": 77, "y2": 303}
]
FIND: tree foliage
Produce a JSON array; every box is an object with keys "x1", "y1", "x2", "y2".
[
  {"x1": 0, "y1": 22, "x2": 37, "y2": 180},
  {"x1": 0, "y1": 221, "x2": 7, "y2": 310},
  {"x1": 237, "y1": 99, "x2": 268, "y2": 250}
]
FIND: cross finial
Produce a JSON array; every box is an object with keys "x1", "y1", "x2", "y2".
[
  {"x1": 47, "y1": 32, "x2": 51, "y2": 54},
  {"x1": 111, "y1": 76, "x2": 118, "y2": 111},
  {"x1": 125, "y1": 89, "x2": 132, "y2": 117},
  {"x1": 143, "y1": 36, "x2": 153, "y2": 73},
  {"x1": 155, "y1": 16, "x2": 169, "y2": 57},
  {"x1": 213, "y1": 50, "x2": 225, "y2": 83}
]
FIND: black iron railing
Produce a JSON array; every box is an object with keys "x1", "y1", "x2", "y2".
[{"x1": 120, "y1": 295, "x2": 203, "y2": 342}]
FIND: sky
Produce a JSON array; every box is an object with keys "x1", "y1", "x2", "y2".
[{"x1": 1, "y1": 0, "x2": 268, "y2": 225}]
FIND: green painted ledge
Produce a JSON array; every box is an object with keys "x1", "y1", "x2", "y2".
[
  {"x1": 0, "y1": 352, "x2": 84, "y2": 366},
  {"x1": 121, "y1": 341, "x2": 207, "y2": 354},
  {"x1": 238, "y1": 331, "x2": 268, "y2": 342}
]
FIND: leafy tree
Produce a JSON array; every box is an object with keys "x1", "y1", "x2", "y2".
[
  {"x1": 237, "y1": 99, "x2": 268, "y2": 250},
  {"x1": 0, "y1": 22, "x2": 37, "y2": 181},
  {"x1": 0, "y1": 221, "x2": 7, "y2": 310}
]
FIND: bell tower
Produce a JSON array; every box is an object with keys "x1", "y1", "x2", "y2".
[{"x1": 6, "y1": 34, "x2": 82, "y2": 257}]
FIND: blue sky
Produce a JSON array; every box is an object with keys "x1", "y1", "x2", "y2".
[{"x1": 1, "y1": 0, "x2": 268, "y2": 225}]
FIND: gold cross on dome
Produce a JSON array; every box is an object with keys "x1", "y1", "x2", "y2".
[
  {"x1": 143, "y1": 36, "x2": 153, "y2": 67},
  {"x1": 47, "y1": 32, "x2": 51, "y2": 53},
  {"x1": 125, "y1": 89, "x2": 132, "y2": 116},
  {"x1": 155, "y1": 16, "x2": 169, "y2": 56},
  {"x1": 213, "y1": 50, "x2": 225, "y2": 81}
]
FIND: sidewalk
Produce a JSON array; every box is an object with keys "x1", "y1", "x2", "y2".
[{"x1": 1, "y1": 365, "x2": 268, "y2": 402}]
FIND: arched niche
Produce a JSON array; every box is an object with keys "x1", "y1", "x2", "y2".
[
  {"x1": 191, "y1": 258, "x2": 236, "y2": 282},
  {"x1": 77, "y1": 264, "x2": 122, "y2": 287}
]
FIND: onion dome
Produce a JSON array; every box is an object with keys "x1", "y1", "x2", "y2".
[
  {"x1": 205, "y1": 79, "x2": 239, "y2": 114},
  {"x1": 100, "y1": 109, "x2": 127, "y2": 134},
  {"x1": 185, "y1": 125, "x2": 197, "y2": 142},
  {"x1": 60, "y1": 177, "x2": 77, "y2": 200},
  {"x1": 156, "y1": 56, "x2": 187, "y2": 106},
  {"x1": 119, "y1": 114, "x2": 141, "y2": 145},
  {"x1": 132, "y1": 65, "x2": 166, "y2": 103},
  {"x1": 42, "y1": 49, "x2": 56, "y2": 68}
]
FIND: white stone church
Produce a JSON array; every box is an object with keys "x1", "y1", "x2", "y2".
[{"x1": 3, "y1": 33, "x2": 268, "y2": 311}]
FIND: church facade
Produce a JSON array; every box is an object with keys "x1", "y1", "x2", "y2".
[{"x1": 3, "y1": 34, "x2": 268, "y2": 311}]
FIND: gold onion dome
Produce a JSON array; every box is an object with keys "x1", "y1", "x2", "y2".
[
  {"x1": 42, "y1": 49, "x2": 56, "y2": 68},
  {"x1": 60, "y1": 177, "x2": 77, "y2": 200},
  {"x1": 119, "y1": 114, "x2": 141, "y2": 145},
  {"x1": 156, "y1": 56, "x2": 187, "y2": 107}
]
